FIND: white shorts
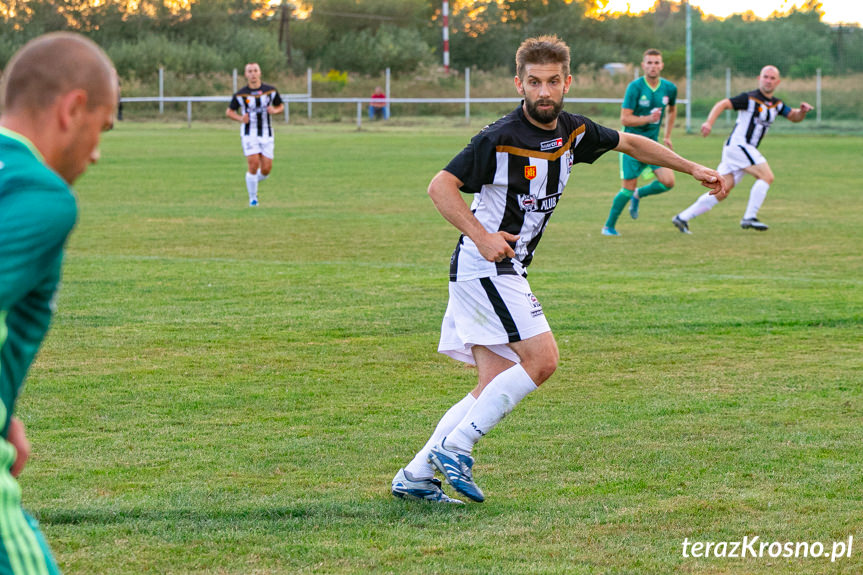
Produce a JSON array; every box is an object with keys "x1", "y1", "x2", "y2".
[
  {"x1": 718, "y1": 143, "x2": 766, "y2": 185},
  {"x1": 438, "y1": 275, "x2": 551, "y2": 365},
  {"x1": 242, "y1": 136, "x2": 275, "y2": 159}
]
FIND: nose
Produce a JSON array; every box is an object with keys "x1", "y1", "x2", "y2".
[{"x1": 538, "y1": 82, "x2": 551, "y2": 97}]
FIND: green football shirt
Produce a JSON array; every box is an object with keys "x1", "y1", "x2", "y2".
[
  {"x1": 0, "y1": 127, "x2": 78, "y2": 436},
  {"x1": 622, "y1": 76, "x2": 677, "y2": 142}
]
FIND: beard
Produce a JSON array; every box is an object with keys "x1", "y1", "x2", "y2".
[{"x1": 524, "y1": 95, "x2": 564, "y2": 125}]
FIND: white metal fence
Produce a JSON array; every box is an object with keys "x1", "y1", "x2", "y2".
[{"x1": 123, "y1": 66, "x2": 690, "y2": 129}]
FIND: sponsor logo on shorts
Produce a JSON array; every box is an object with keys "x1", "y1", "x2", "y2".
[
  {"x1": 526, "y1": 291, "x2": 544, "y2": 317},
  {"x1": 524, "y1": 165, "x2": 537, "y2": 180},
  {"x1": 540, "y1": 137, "x2": 563, "y2": 151}
]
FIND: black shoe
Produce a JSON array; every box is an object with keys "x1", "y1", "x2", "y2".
[
  {"x1": 672, "y1": 215, "x2": 691, "y2": 234},
  {"x1": 740, "y1": 218, "x2": 768, "y2": 231}
]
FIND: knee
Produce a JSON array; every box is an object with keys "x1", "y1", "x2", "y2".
[
  {"x1": 261, "y1": 166, "x2": 272, "y2": 176},
  {"x1": 661, "y1": 175, "x2": 675, "y2": 189},
  {"x1": 526, "y1": 349, "x2": 558, "y2": 385},
  {"x1": 762, "y1": 174, "x2": 774, "y2": 185}
]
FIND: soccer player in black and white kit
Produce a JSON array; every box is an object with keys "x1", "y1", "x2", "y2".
[
  {"x1": 226, "y1": 62, "x2": 284, "y2": 206},
  {"x1": 391, "y1": 36, "x2": 727, "y2": 504},
  {"x1": 672, "y1": 65, "x2": 813, "y2": 233}
]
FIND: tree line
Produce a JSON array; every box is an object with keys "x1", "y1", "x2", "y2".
[{"x1": 1, "y1": 0, "x2": 860, "y2": 79}]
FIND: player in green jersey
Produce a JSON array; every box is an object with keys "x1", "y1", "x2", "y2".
[
  {"x1": 0, "y1": 32, "x2": 116, "y2": 575},
  {"x1": 603, "y1": 49, "x2": 678, "y2": 236}
]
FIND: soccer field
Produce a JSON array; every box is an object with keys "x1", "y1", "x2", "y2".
[{"x1": 21, "y1": 122, "x2": 863, "y2": 574}]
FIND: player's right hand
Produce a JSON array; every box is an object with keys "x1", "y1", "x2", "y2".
[
  {"x1": 242, "y1": 114, "x2": 250, "y2": 124},
  {"x1": 476, "y1": 231, "x2": 519, "y2": 263},
  {"x1": 700, "y1": 122, "x2": 712, "y2": 137}
]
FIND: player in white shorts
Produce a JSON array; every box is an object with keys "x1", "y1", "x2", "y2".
[
  {"x1": 672, "y1": 65, "x2": 812, "y2": 233},
  {"x1": 391, "y1": 36, "x2": 725, "y2": 505},
  {"x1": 226, "y1": 62, "x2": 284, "y2": 206}
]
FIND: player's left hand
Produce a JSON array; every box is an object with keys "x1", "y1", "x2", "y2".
[
  {"x1": 663, "y1": 137, "x2": 673, "y2": 150},
  {"x1": 7, "y1": 417, "x2": 30, "y2": 477},
  {"x1": 692, "y1": 165, "x2": 728, "y2": 199},
  {"x1": 267, "y1": 106, "x2": 277, "y2": 114},
  {"x1": 800, "y1": 102, "x2": 814, "y2": 113}
]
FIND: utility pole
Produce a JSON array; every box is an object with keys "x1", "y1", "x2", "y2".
[
  {"x1": 279, "y1": 1, "x2": 293, "y2": 66},
  {"x1": 442, "y1": 0, "x2": 450, "y2": 73}
]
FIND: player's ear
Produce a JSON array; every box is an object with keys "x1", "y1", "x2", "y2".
[
  {"x1": 56, "y1": 89, "x2": 88, "y2": 131},
  {"x1": 563, "y1": 75, "x2": 572, "y2": 94},
  {"x1": 514, "y1": 75, "x2": 524, "y2": 95}
]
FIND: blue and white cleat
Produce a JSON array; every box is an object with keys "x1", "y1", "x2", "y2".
[
  {"x1": 428, "y1": 438, "x2": 485, "y2": 502},
  {"x1": 391, "y1": 468, "x2": 464, "y2": 504},
  {"x1": 672, "y1": 215, "x2": 691, "y2": 234},
  {"x1": 249, "y1": 199, "x2": 258, "y2": 207},
  {"x1": 601, "y1": 226, "x2": 620, "y2": 237},
  {"x1": 629, "y1": 194, "x2": 640, "y2": 219}
]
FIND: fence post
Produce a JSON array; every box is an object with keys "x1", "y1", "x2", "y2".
[
  {"x1": 285, "y1": 101, "x2": 290, "y2": 124},
  {"x1": 465, "y1": 67, "x2": 470, "y2": 122},
  {"x1": 684, "y1": 1, "x2": 692, "y2": 133},
  {"x1": 816, "y1": 68, "x2": 822, "y2": 125},
  {"x1": 725, "y1": 68, "x2": 731, "y2": 126},
  {"x1": 385, "y1": 67, "x2": 391, "y2": 119},
  {"x1": 307, "y1": 67, "x2": 313, "y2": 119},
  {"x1": 357, "y1": 101, "x2": 362, "y2": 128},
  {"x1": 186, "y1": 100, "x2": 192, "y2": 127},
  {"x1": 159, "y1": 67, "x2": 164, "y2": 114}
]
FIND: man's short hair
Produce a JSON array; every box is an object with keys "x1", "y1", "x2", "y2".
[
  {"x1": 516, "y1": 36, "x2": 570, "y2": 79},
  {"x1": 1, "y1": 32, "x2": 115, "y2": 114},
  {"x1": 643, "y1": 49, "x2": 662, "y2": 59}
]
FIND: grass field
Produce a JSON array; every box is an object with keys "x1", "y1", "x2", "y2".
[{"x1": 18, "y1": 120, "x2": 863, "y2": 574}]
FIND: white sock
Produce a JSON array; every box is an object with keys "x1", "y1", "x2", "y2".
[
  {"x1": 678, "y1": 192, "x2": 719, "y2": 222},
  {"x1": 445, "y1": 364, "x2": 537, "y2": 455},
  {"x1": 404, "y1": 394, "x2": 476, "y2": 479},
  {"x1": 744, "y1": 179, "x2": 769, "y2": 220},
  {"x1": 257, "y1": 169, "x2": 269, "y2": 182},
  {"x1": 245, "y1": 172, "x2": 258, "y2": 202}
]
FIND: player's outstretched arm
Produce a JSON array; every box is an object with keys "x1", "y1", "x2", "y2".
[
  {"x1": 787, "y1": 102, "x2": 813, "y2": 122},
  {"x1": 428, "y1": 170, "x2": 518, "y2": 263},
  {"x1": 616, "y1": 132, "x2": 727, "y2": 198},
  {"x1": 700, "y1": 98, "x2": 733, "y2": 136}
]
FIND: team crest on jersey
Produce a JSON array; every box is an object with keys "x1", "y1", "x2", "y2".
[
  {"x1": 524, "y1": 165, "x2": 537, "y2": 180},
  {"x1": 518, "y1": 192, "x2": 560, "y2": 213},
  {"x1": 662, "y1": 96, "x2": 669, "y2": 105},
  {"x1": 540, "y1": 138, "x2": 563, "y2": 152}
]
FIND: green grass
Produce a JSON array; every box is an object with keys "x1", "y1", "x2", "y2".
[{"x1": 18, "y1": 121, "x2": 863, "y2": 574}]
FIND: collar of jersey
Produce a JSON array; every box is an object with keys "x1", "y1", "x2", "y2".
[
  {"x1": 641, "y1": 76, "x2": 663, "y2": 93},
  {"x1": 0, "y1": 126, "x2": 45, "y2": 163}
]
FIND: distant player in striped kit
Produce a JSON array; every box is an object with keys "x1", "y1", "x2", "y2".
[
  {"x1": 602, "y1": 49, "x2": 677, "y2": 236},
  {"x1": 226, "y1": 63, "x2": 284, "y2": 206},
  {"x1": 672, "y1": 65, "x2": 813, "y2": 233},
  {"x1": 1, "y1": 32, "x2": 116, "y2": 574},
  {"x1": 391, "y1": 36, "x2": 726, "y2": 504}
]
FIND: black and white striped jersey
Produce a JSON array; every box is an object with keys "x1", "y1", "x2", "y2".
[
  {"x1": 726, "y1": 90, "x2": 791, "y2": 148},
  {"x1": 444, "y1": 105, "x2": 619, "y2": 282},
  {"x1": 229, "y1": 84, "x2": 283, "y2": 138}
]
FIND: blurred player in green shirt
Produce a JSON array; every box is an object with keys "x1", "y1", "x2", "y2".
[
  {"x1": 0, "y1": 32, "x2": 116, "y2": 575},
  {"x1": 603, "y1": 49, "x2": 678, "y2": 236}
]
